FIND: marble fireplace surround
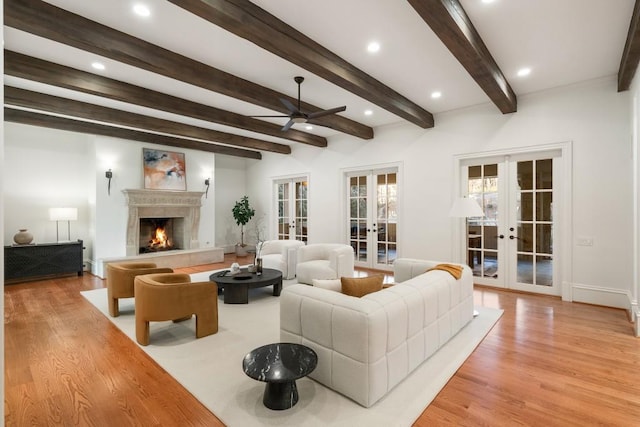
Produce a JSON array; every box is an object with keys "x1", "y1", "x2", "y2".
[
  {"x1": 95, "y1": 189, "x2": 223, "y2": 279},
  {"x1": 123, "y1": 189, "x2": 204, "y2": 256}
]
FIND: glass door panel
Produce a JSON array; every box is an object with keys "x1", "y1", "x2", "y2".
[
  {"x1": 463, "y1": 154, "x2": 558, "y2": 295},
  {"x1": 376, "y1": 172, "x2": 397, "y2": 267},
  {"x1": 277, "y1": 182, "x2": 290, "y2": 240},
  {"x1": 294, "y1": 181, "x2": 308, "y2": 241},
  {"x1": 349, "y1": 175, "x2": 368, "y2": 262},
  {"x1": 347, "y1": 168, "x2": 398, "y2": 270},
  {"x1": 513, "y1": 159, "x2": 553, "y2": 289},
  {"x1": 275, "y1": 178, "x2": 308, "y2": 241},
  {"x1": 467, "y1": 164, "x2": 501, "y2": 283}
]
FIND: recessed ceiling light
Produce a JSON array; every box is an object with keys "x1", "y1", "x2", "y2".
[
  {"x1": 364, "y1": 109, "x2": 373, "y2": 116},
  {"x1": 91, "y1": 62, "x2": 105, "y2": 71},
  {"x1": 482, "y1": 0, "x2": 496, "y2": 4},
  {"x1": 367, "y1": 41, "x2": 380, "y2": 54},
  {"x1": 431, "y1": 91, "x2": 442, "y2": 99},
  {"x1": 133, "y1": 4, "x2": 151, "y2": 17},
  {"x1": 305, "y1": 125, "x2": 313, "y2": 130},
  {"x1": 517, "y1": 67, "x2": 531, "y2": 77}
]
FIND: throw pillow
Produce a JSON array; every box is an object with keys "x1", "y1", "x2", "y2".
[
  {"x1": 341, "y1": 275, "x2": 384, "y2": 297},
  {"x1": 312, "y1": 278, "x2": 342, "y2": 292}
]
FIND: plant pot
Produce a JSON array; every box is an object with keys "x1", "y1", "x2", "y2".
[
  {"x1": 13, "y1": 229, "x2": 34, "y2": 245},
  {"x1": 236, "y1": 245, "x2": 248, "y2": 257}
]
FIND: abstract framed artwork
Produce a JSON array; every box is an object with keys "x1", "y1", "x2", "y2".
[{"x1": 142, "y1": 148, "x2": 187, "y2": 191}]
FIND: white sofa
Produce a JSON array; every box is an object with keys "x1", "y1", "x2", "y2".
[
  {"x1": 280, "y1": 258, "x2": 474, "y2": 407},
  {"x1": 295, "y1": 243, "x2": 355, "y2": 285},
  {"x1": 259, "y1": 239, "x2": 306, "y2": 279}
]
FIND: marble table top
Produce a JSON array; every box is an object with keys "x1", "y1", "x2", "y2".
[{"x1": 243, "y1": 343, "x2": 317, "y2": 383}]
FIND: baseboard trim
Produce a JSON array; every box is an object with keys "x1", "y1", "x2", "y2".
[{"x1": 570, "y1": 282, "x2": 632, "y2": 312}]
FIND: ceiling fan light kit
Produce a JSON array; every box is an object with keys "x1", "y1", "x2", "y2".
[{"x1": 251, "y1": 76, "x2": 347, "y2": 131}]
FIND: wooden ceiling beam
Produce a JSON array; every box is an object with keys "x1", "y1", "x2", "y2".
[
  {"x1": 619, "y1": 0, "x2": 640, "y2": 91},
  {"x1": 4, "y1": 86, "x2": 291, "y2": 155},
  {"x1": 168, "y1": 0, "x2": 434, "y2": 129},
  {"x1": 4, "y1": 51, "x2": 313, "y2": 148},
  {"x1": 5, "y1": 108, "x2": 262, "y2": 159},
  {"x1": 2, "y1": 56, "x2": 325, "y2": 150},
  {"x1": 4, "y1": 0, "x2": 371, "y2": 141},
  {"x1": 407, "y1": 0, "x2": 517, "y2": 114}
]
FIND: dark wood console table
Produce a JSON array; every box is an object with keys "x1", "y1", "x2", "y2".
[{"x1": 4, "y1": 240, "x2": 84, "y2": 283}]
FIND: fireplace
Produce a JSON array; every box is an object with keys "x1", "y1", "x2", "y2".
[
  {"x1": 123, "y1": 189, "x2": 205, "y2": 256},
  {"x1": 139, "y1": 217, "x2": 185, "y2": 253}
]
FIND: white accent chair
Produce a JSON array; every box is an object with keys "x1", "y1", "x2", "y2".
[
  {"x1": 295, "y1": 243, "x2": 355, "y2": 285},
  {"x1": 259, "y1": 239, "x2": 306, "y2": 279}
]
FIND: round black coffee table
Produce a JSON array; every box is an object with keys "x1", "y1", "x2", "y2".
[
  {"x1": 209, "y1": 268, "x2": 282, "y2": 304},
  {"x1": 242, "y1": 343, "x2": 318, "y2": 410}
]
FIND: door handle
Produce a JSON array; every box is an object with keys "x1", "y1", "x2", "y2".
[
  {"x1": 498, "y1": 234, "x2": 505, "y2": 239},
  {"x1": 509, "y1": 235, "x2": 520, "y2": 240}
]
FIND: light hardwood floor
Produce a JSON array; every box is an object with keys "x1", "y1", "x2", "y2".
[{"x1": 5, "y1": 255, "x2": 640, "y2": 426}]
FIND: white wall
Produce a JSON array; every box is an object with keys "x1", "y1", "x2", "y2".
[
  {"x1": 215, "y1": 154, "x2": 250, "y2": 252},
  {"x1": 3, "y1": 124, "x2": 93, "y2": 255},
  {"x1": 2, "y1": 76, "x2": 634, "y2": 313},
  {"x1": 3, "y1": 124, "x2": 219, "y2": 274},
  {"x1": 247, "y1": 77, "x2": 633, "y2": 309},
  {"x1": 630, "y1": 73, "x2": 640, "y2": 335},
  {"x1": 91, "y1": 136, "x2": 216, "y2": 267}
]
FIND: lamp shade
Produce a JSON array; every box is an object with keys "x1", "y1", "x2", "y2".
[
  {"x1": 449, "y1": 197, "x2": 484, "y2": 218},
  {"x1": 49, "y1": 207, "x2": 78, "y2": 221}
]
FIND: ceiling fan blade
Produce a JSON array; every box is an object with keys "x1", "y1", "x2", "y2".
[
  {"x1": 307, "y1": 106, "x2": 346, "y2": 120},
  {"x1": 248, "y1": 114, "x2": 290, "y2": 118},
  {"x1": 281, "y1": 119, "x2": 295, "y2": 132},
  {"x1": 280, "y1": 98, "x2": 299, "y2": 114}
]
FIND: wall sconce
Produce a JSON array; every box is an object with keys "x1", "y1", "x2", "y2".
[
  {"x1": 49, "y1": 207, "x2": 78, "y2": 242},
  {"x1": 204, "y1": 178, "x2": 210, "y2": 198},
  {"x1": 106, "y1": 169, "x2": 113, "y2": 195}
]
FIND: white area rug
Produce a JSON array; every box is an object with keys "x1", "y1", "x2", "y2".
[{"x1": 81, "y1": 271, "x2": 503, "y2": 427}]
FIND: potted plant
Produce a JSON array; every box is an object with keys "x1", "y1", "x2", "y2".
[{"x1": 232, "y1": 196, "x2": 255, "y2": 256}]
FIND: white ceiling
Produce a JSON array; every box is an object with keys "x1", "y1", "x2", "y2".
[{"x1": 3, "y1": 0, "x2": 636, "y2": 144}]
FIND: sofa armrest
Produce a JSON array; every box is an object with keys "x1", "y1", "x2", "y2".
[
  {"x1": 329, "y1": 245, "x2": 355, "y2": 278},
  {"x1": 393, "y1": 258, "x2": 467, "y2": 283}
]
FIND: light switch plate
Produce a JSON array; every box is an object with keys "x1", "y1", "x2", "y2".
[{"x1": 577, "y1": 236, "x2": 594, "y2": 246}]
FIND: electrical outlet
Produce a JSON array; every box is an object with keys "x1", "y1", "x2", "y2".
[{"x1": 576, "y1": 237, "x2": 594, "y2": 246}]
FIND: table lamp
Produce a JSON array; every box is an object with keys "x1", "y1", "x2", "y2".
[{"x1": 49, "y1": 207, "x2": 78, "y2": 242}]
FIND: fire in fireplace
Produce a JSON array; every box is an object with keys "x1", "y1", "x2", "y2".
[{"x1": 139, "y1": 218, "x2": 181, "y2": 254}]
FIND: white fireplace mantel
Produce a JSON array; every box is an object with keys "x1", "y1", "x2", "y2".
[{"x1": 122, "y1": 189, "x2": 205, "y2": 256}]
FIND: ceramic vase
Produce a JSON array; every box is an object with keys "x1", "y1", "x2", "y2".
[{"x1": 13, "y1": 229, "x2": 34, "y2": 245}]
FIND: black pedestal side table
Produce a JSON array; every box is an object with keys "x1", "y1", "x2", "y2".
[{"x1": 242, "y1": 343, "x2": 318, "y2": 410}]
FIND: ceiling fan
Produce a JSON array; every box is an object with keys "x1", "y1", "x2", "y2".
[{"x1": 251, "y1": 76, "x2": 346, "y2": 131}]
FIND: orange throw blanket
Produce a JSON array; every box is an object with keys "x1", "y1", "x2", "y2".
[{"x1": 427, "y1": 263, "x2": 463, "y2": 280}]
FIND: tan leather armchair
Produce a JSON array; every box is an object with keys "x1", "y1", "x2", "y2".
[
  {"x1": 106, "y1": 262, "x2": 173, "y2": 317},
  {"x1": 134, "y1": 273, "x2": 218, "y2": 346}
]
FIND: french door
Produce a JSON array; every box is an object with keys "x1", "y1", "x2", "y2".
[
  {"x1": 346, "y1": 167, "x2": 398, "y2": 270},
  {"x1": 274, "y1": 177, "x2": 308, "y2": 242},
  {"x1": 462, "y1": 152, "x2": 560, "y2": 295}
]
